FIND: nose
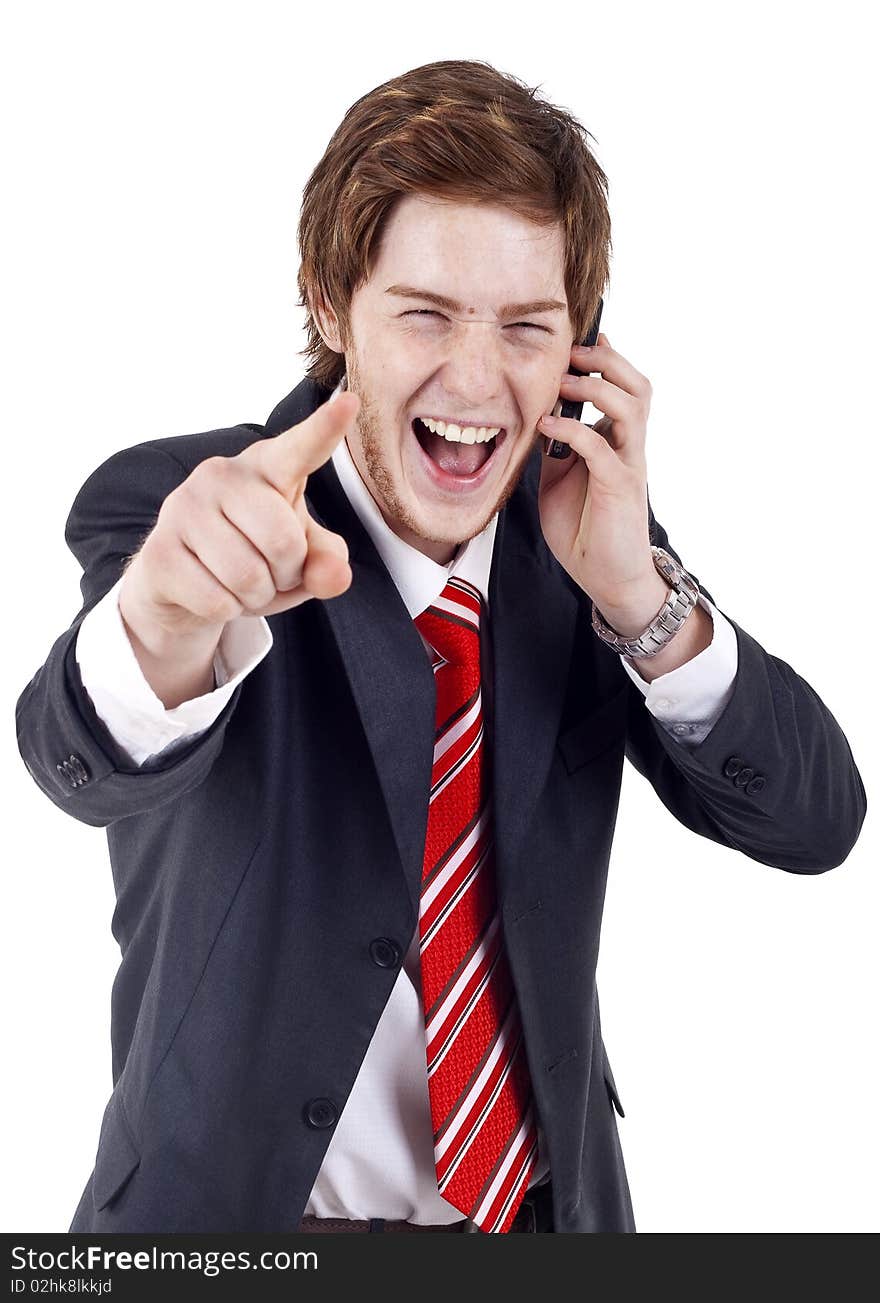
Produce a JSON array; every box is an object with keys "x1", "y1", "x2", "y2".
[{"x1": 438, "y1": 320, "x2": 504, "y2": 413}]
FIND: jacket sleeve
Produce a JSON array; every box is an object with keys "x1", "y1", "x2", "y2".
[
  {"x1": 622, "y1": 502, "x2": 868, "y2": 874},
  {"x1": 14, "y1": 442, "x2": 247, "y2": 828},
  {"x1": 74, "y1": 572, "x2": 273, "y2": 766}
]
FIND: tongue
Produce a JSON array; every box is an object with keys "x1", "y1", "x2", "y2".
[{"x1": 429, "y1": 431, "x2": 491, "y2": 476}]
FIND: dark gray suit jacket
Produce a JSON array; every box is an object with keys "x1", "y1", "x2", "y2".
[{"x1": 15, "y1": 377, "x2": 867, "y2": 1232}]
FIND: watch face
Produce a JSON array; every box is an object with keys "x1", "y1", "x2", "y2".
[{"x1": 654, "y1": 548, "x2": 683, "y2": 585}]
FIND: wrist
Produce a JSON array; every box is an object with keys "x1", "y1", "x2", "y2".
[
  {"x1": 594, "y1": 571, "x2": 671, "y2": 639},
  {"x1": 118, "y1": 580, "x2": 224, "y2": 709}
]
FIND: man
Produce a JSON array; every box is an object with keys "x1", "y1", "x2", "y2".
[{"x1": 15, "y1": 60, "x2": 866, "y2": 1234}]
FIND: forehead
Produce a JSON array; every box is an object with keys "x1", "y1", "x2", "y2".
[{"x1": 366, "y1": 193, "x2": 567, "y2": 306}]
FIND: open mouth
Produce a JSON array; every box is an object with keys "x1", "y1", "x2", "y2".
[{"x1": 411, "y1": 417, "x2": 507, "y2": 483}]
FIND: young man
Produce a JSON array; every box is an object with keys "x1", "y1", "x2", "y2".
[{"x1": 16, "y1": 60, "x2": 866, "y2": 1234}]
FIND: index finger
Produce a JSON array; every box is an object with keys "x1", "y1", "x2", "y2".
[
  {"x1": 571, "y1": 336, "x2": 650, "y2": 404},
  {"x1": 257, "y1": 389, "x2": 360, "y2": 501}
]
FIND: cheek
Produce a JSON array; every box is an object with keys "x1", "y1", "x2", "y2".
[
  {"x1": 514, "y1": 357, "x2": 566, "y2": 405},
  {"x1": 390, "y1": 358, "x2": 431, "y2": 408}
]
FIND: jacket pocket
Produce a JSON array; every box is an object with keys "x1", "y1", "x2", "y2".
[
  {"x1": 557, "y1": 685, "x2": 628, "y2": 775},
  {"x1": 603, "y1": 1051, "x2": 626, "y2": 1119},
  {"x1": 92, "y1": 1087, "x2": 141, "y2": 1211}
]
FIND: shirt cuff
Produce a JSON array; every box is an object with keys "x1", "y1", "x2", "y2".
[
  {"x1": 618, "y1": 593, "x2": 738, "y2": 746},
  {"x1": 74, "y1": 573, "x2": 273, "y2": 765}
]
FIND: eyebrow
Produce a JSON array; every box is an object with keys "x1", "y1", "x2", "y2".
[{"x1": 385, "y1": 284, "x2": 567, "y2": 318}]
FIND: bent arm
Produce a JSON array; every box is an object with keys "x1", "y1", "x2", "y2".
[
  {"x1": 15, "y1": 442, "x2": 251, "y2": 827},
  {"x1": 623, "y1": 508, "x2": 867, "y2": 873}
]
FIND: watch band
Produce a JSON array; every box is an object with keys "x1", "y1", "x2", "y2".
[{"x1": 591, "y1": 546, "x2": 700, "y2": 658}]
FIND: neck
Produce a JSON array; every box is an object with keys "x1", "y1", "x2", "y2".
[{"x1": 385, "y1": 519, "x2": 461, "y2": 566}]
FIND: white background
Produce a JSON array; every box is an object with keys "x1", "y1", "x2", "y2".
[{"x1": 2, "y1": 0, "x2": 876, "y2": 1233}]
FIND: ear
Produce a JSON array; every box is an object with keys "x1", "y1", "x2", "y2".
[{"x1": 311, "y1": 294, "x2": 345, "y2": 353}]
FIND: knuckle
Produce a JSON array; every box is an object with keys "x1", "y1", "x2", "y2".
[
  {"x1": 211, "y1": 594, "x2": 243, "y2": 624},
  {"x1": 260, "y1": 534, "x2": 289, "y2": 566},
  {"x1": 266, "y1": 522, "x2": 305, "y2": 565},
  {"x1": 194, "y1": 455, "x2": 233, "y2": 491},
  {"x1": 145, "y1": 526, "x2": 174, "y2": 571},
  {"x1": 628, "y1": 391, "x2": 647, "y2": 420},
  {"x1": 156, "y1": 486, "x2": 184, "y2": 526},
  {"x1": 196, "y1": 584, "x2": 241, "y2": 625},
  {"x1": 176, "y1": 463, "x2": 215, "y2": 507},
  {"x1": 233, "y1": 558, "x2": 273, "y2": 602}
]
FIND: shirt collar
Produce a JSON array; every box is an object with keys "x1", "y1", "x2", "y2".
[{"x1": 328, "y1": 380, "x2": 498, "y2": 619}]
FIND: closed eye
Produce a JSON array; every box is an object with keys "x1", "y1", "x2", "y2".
[{"x1": 402, "y1": 309, "x2": 550, "y2": 333}]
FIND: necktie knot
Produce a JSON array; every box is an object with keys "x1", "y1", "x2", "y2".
[{"x1": 414, "y1": 578, "x2": 482, "y2": 669}]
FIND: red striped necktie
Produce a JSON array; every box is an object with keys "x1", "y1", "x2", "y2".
[{"x1": 413, "y1": 576, "x2": 539, "y2": 1233}]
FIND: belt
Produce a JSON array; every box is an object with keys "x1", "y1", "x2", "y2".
[{"x1": 298, "y1": 1184, "x2": 551, "y2": 1233}]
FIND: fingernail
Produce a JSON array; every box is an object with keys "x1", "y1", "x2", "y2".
[{"x1": 538, "y1": 413, "x2": 557, "y2": 428}]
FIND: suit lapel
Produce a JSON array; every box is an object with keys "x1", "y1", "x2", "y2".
[
  {"x1": 487, "y1": 452, "x2": 579, "y2": 900},
  {"x1": 302, "y1": 451, "x2": 438, "y2": 921},
  {"x1": 265, "y1": 379, "x2": 434, "y2": 918},
  {"x1": 263, "y1": 380, "x2": 582, "y2": 914}
]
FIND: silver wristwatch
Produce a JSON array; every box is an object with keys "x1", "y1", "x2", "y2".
[{"x1": 591, "y1": 546, "x2": 700, "y2": 658}]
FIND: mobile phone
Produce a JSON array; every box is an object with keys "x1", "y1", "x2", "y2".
[{"x1": 545, "y1": 295, "x2": 604, "y2": 458}]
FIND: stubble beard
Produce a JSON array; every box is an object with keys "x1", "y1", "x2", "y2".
[{"x1": 346, "y1": 356, "x2": 536, "y2": 548}]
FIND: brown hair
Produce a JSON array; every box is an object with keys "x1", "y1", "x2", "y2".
[{"x1": 296, "y1": 59, "x2": 612, "y2": 390}]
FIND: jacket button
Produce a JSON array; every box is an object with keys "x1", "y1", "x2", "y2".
[
  {"x1": 745, "y1": 775, "x2": 766, "y2": 795},
  {"x1": 304, "y1": 1098, "x2": 338, "y2": 1129},
  {"x1": 723, "y1": 756, "x2": 745, "y2": 778},
  {"x1": 369, "y1": 937, "x2": 401, "y2": 969},
  {"x1": 733, "y1": 766, "x2": 755, "y2": 788},
  {"x1": 56, "y1": 754, "x2": 91, "y2": 788}
]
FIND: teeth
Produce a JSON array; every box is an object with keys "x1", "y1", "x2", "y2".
[{"x1": 420, "y1": 417, "x2": 502, "y2": 444}]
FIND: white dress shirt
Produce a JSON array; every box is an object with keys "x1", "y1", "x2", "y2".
[{"x1": 73, "y1": 394, "x2": 738, "y2": 1223}]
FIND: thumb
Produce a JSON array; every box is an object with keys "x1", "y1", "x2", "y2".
[
  {"x1": 299, "y1": 512, "x2": 353, "y2": 600},
  {"x1": 537, "y1": 429, "x2": 578, "y2": 498}
]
